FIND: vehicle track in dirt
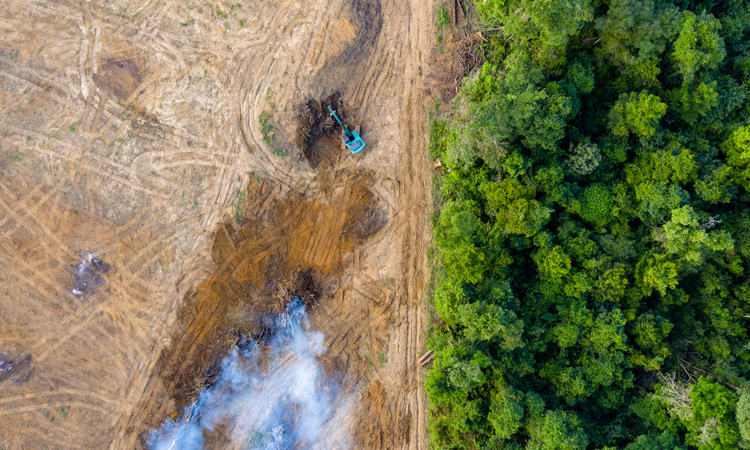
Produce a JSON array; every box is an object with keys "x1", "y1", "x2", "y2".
[{"x1": 0, "y1": 0, "x2": 434, "y2": 448}]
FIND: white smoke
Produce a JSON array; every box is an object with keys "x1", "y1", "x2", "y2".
[{"x1": 148, "y1": 301, "x2": 351, "y2": 450}]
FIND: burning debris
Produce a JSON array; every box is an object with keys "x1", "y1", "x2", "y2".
[
  {"x1": 261, "y1": 268, "x2": 324, "y2": 313},
  {"x1": 285, "y1": 269, "x2": 321, "y2": 308},
  {"x1": 0, "y1": 349, "x2": 33, "y2": 384},
  {"x1": 148, "y1": 300, "x2": 349, "y2": 450},
  {"x1": 70, "y1": 252, "x2": 111, "y2": 296},
  {"x1": 247, "y1": 314, "x2": 278, "y2": 348}
]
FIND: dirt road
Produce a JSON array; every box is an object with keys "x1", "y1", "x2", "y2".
[{"x1": 0, "y1": 0, "x2": 433, "y2": 448}]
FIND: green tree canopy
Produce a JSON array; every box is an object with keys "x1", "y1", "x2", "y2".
[
  {"x1": 672, "y1": 11, "x2": 726, "y2": 84},
  {"x1": 526, "y1": 410, "x2": 589, "y2": 450},
  {"x1": 427, "y1": 0, "x2": 750, "y2": 448},
  {"x1": 609, "y1": 91, "x2": 668, "y2": 138}
]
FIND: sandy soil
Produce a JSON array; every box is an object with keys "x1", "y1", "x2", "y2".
[{"x1": 0, "y1": 0, "x2": 433, "y2": 448}]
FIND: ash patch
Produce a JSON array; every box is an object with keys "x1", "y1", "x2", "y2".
[
  {"x1": 70, "y1": 252, "x2": 111, "y2": 296},
  {"x1": 0, "y1": 349, "x2": 33, "y2": 384}
]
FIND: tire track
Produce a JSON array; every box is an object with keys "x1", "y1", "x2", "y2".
[{"x1": 1, "y1": 0, "x2": 434, "y2": 447}]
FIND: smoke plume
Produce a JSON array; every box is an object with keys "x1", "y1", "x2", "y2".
[{"x1": 148, "y1": 300, "x2": 351, "y2": 449}]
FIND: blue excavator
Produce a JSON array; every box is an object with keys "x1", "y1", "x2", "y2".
[{"x1": 328, "y1": 106, "x2": 365, "y2": 154}]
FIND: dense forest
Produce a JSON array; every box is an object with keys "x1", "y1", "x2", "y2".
[{"x1": 426, "y1": 1, "x2": 750, "y2": 449}]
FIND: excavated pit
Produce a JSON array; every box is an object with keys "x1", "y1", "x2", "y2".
[{"x1": 296, "y1": 94, "x2": 364, "y2": 169}]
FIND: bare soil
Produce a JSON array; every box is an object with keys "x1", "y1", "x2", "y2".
[
  {"x1": 426, "y1": 2, "x2": 485, "y2": 104},
  {"x1": 0, "y1": 0, "x2": 433, "y2": 448}
]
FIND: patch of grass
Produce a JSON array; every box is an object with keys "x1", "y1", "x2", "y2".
[
  {"x1": 193, "y1": 69, "x2": 208, "y2": 83},
  {"x1": 259, "y1": 88, "x2": 285, "y2": 157},
  {"x1": 435, "y1": 2, "x2": 451, "y2": 45},
  {"x1": 253, "y1": 172, "x2": 267, "y2": 183},
  {"x1": 68, "y1": 121, "x2": 78, "y2": 132},
  {"x1": 234, "y1": 189, "x2": 246, "y2": 221},
  {"x1": 259, "y1": 110, "x2": 274, "y2": 145},
  {"x1": 44, "y1": 163, "x2": 59, "y2": 176},
  {"x1": 438, "y1": 4, "x2": 451, "y2": 25},
  {"x1": 377, "y1": 351, "x2": 387, "y2": 367},
  {"x1": 180, "y1": 18, "x2": 194, "y2": 27}
]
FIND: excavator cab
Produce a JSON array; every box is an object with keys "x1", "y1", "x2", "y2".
[{"x1": 327, "y1": 106, "x2": 366, "y2": 154}]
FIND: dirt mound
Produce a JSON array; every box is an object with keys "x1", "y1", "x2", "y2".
[
  {"x1": 267, "y1": 268, "x2": 323, "y2": 309},
  {"x1": 177, "y1": 266, "x2": 324, "y2": 403},
  {"x1": 343, "y1": 189, "x2": 386, "y2": 242}
]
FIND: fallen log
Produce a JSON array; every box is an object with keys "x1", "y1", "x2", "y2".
[
  {"x1": 418, "y1": 350, "x2": 434, "y2": 366},
  {"x1": 456, "y1": 0, "x2": 466, "y2": 24}
]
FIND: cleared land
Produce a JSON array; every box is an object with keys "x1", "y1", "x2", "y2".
[{"x1": 0, "y1": 0, "x2": 434, "y2": 448}]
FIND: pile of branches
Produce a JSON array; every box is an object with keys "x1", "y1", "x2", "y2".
[
  {"x1": 273, "y1": 269, "x2": 321, "y2": 309},
  {"x1": 295, "y1": 95, "x2": 341, "y2": 163}
]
